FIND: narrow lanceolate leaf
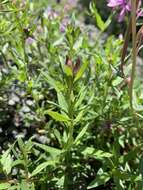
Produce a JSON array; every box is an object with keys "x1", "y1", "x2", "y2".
[
  {"x1": 57, "y1": 92, "x2": 68, "y2": 113},
  {"x1": 87, "y1": 173, "x2": 110, "y2": 189},
  {"x1": 74, "y1": 110, "x2": 84, "y2": 124},
  {"x1": 74, "y1": 124, "x2": 88, "y2": 145},
  {"x1": 41, "y1": 71, "x2": 63, "y2": 92},
  {"x1": 89, "y1": 2, "x2": 105, "y2": 31},
  {"x1": 0, "y1": 0, "x2": 9, "y2": 5},
  {"x1": 12, "y1": 159, "x2": 25, "y2": 168},
  {"x1": 0, "y1": 183, "x2": 11, "y2": 190},
  {"x1": 31, "y1": 160, "x2": 56, "y2": 177},
  {"x1": 45, "y1": 110, "x2": 70, "y2": 122},
  {"x1": 82, "y1": 147, "x2": 113, "y2": 159},
  {"x1": 34, "y1": 142, "x2": 62, "y2": 157},
  {"x1": 74, "y1": 59, "x2": 89, "y2": 82}
]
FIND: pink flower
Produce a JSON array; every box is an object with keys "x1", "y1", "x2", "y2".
[
  {"x1": 60, "y1": 17, "x2": 69, "y2": 33},
  {"x1": 107, "y1": 0, "x2": 131, "y2": 22},
  {"x1": 45, "y1": 6, "x2": 59, "y2": 20},
  {"x1": 107, "y1": 0, "x2": 128, "y2": 7},
  {"x1": 107, "y1": 0, "x2": 143, "y2": 22},
  {"x1": 25, "y1": 37, "x2": 35, "y2": 45}
]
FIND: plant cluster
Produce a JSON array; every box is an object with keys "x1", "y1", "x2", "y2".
[{"x1": 0, "y1": 0, "x2": 143, "y2": 189}]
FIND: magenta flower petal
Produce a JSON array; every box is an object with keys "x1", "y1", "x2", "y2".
[
  {"x1": 107, "y1": 0, "x2": 142, "y2": 22},
  {"x1": 107, "y1": 0, "x2": 124, "y2": 7},
  {"x1": 118, "y1": 8, "x2": 126, "y2": 22}
]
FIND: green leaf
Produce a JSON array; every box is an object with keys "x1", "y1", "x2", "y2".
[
  {"x1": 34, "y1": 142, "x2": 62, "y2": 158},
  {"x1": 25, "y1": 138, "x2": 34, "y2": 151},
  {"x1": 112, "y1": 77, "x2": 123, "y2": 86},
  {"x1": 87, "y1": 173, "x2": 110, "y2": 189},
  {"x1": 45, "y1": 110, "x2": 70, "y2": 122},
  {"x1": 74, "y1": 59, "x2": 89, "y2": 82},
  {"x1": 42, "y1": 71, "x2": 63, "y2": 92},
  {"x1": 31, "y1": 160, "x2": 56, "y2": 177},
  {"x1": 89, "y1": 2, "x2": 111, "y2": 31},
  {"x1": 12, "y1": 159, "x2": 25, "y2": 168},
  {"x1": 62, "y1": 65, "x2": 73, "y2": 76},
  {"x1": 133, "y1": 92, "x2": 143, "y2": 111},
  {"x1": 74, "y1": 110, "x2": 84, "y2": 125},
  {"x1": 112, "y1": 169, "x2": 141, "y2": 182},
  {"x1": 19, "y1": 180, "x2": 30, "y2": 190},
  {"x1": 120, "y1": 143, "x2": 143, "y2": 163},
  {"x1": 90, "y1": 2, "x2": 105, "y2": 31},
  {"x1": 74, "y1": 85, "x2": 87, "y2": 109},
  {"x1": 103, "y1": 15, "x2": 112, "y2": 31},
  {"x1": 0, "y1": 183, "x2": 11, "y2": 190},
  {"x1": 0, "y1": 0, "x2": 9, "y2": 5},
  {"x1": 56, "y1": 175, "x2": 65, "y2": 187},
  {"x1": 17, "y1": 138, "x2": 24, "y2": 151},
  {"x1": 18, "y1": 70, "x2": 27, "y2": 82},
  {"x1": 1, "y1": 149, "x2": 13, "y2": 175},
  {"x1": 53, "y1": 129, "x2": 62, "y2": 146},
  {"x1": 82, "y1": 147, "x2": 112, "y2": 159},
  {"x1": 8, "y1": 186, "x2": 17, "y2": 190},
  {"x1": 73, "y1": 36, "x2": 83, "y2": 51},
  {"x1": 74, "y1": 124, "x2": 88, "y2": 145},
  {"x1": 57, "y1": 92, "x2": 68, "y2": 113}
]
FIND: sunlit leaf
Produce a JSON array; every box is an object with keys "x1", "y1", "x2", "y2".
[
  {"x1": 87, "y1": 173, "x2": 110, "y2": 189},
  {"x1": 0, "y1": 183, "x2": 11, "y2": 190},
  {"x1": 31, "y1": 160, "x2": 56, "y2": 177},
  {"x1": 45, "y1": 110, "x2": 70, "y2": 122}
]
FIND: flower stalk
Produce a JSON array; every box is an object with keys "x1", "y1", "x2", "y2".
[{"x1": 129, "y1": 0, "x2": 137, "y2": 108}]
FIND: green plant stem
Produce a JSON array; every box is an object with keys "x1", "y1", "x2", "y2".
[
  {"x1": 129, "y1": 0, "x2": 137, "y2": 109},
  {"x1": 64, "y1": 77, "x2": 74, "y2": 190}
]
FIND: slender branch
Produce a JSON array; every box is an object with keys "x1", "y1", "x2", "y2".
[{"x1": 129, "y1": 0, "x2": 137, "y2": 108}]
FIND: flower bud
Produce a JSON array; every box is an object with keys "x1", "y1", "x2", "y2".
[
  {"x1": 73, "y1": 57, "x2": 81, "y2": 74},
  {"x1": 66, "y1": 56, "x2": 73, "y2": 68}
]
